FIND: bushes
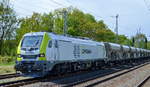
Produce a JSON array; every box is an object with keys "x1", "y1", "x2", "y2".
[
  {"x1": 0, "y1": 56, "x2": 16, "y2": 64},
  {"x1": 1, "y1": 40, "x2": 17, "y2": 56}
]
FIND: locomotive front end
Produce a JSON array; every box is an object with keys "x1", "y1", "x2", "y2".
[{"x1": 15, "y1": 32, "x2": 50, "y2": 77}]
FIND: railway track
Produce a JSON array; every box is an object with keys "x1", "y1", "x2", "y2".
[
  {"x1": 63, "y1": 62, "x2": 150, "y2": 87},
  {"x1": 0, "y1": 77, "x2": 42, "y2": 87},
  {"x1": 0, "y1": 61, "x2": 149, "y2": 87},
  {"x1": 0, "y1": 73, "x2": 20, "y2": 80},
  {"x1": 26, "y1": 61, "x2": 149, "y2": 87},
  {"x1": 0, "y1": 70, "x2": 89, "y2": 87},
  {"x1": 136, "y1": 75, "x2": 150, "y2": 87}
]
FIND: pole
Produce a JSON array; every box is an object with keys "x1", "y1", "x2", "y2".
[
  {"x1": 52, "y1": 16, "x2": 55, "y2": 32},
  {"x1": 63, "y1": 10, "x2": 67, "y2": 36},
  {"x1": 137, "y1": 27, "x2": 141, "y2": 48},
  {"x1": 115, "y1": 14, "x2": 119, "y2": 43}
]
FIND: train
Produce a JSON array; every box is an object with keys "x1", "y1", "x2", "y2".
[{"x1": 15, "y1": 32, "x2": 150, "y2": 77}]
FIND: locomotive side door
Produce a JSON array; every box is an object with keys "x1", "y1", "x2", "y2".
[
  {"x1": 46, "y1": 40, "x2": 55, "y2": 61},
  {"x1": 53, "y1": 40, "x2": 59, "y2": 60}
]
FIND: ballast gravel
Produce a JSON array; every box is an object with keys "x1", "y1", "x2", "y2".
[{"x1": 95, "y1": 63, "x2": 150, "y2": 87}]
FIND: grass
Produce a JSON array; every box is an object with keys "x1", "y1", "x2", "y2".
[
  {"x1": 0, "y1": 65, "x2": 15, "y2": 75},
  {"x1": 0, "y1": 64, "x2": 15, "y2": 75},
  {"x1": 0, "y1": 61, "x2": 15, "y2": 66},
  {"x1": 0, "y1": 56, "x2": 16, "y2": 75}
]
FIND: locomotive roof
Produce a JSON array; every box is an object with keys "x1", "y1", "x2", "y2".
[
  {"x1": 23, "y1": 32, "x2": 150, "y2": 52},
  {"x1": 49, "y1": 33, "x2": 104, "y2": 46},
  {"x1": 24, "y1": 32, "x2": 45, "y2": 36},
  {"x1": 23, "y1": 32, "x2": 104, "y2": 46}
]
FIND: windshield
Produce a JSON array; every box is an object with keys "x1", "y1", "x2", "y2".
[{"x1": 21, "y1": 36, "x2": 43, "y2": 48}]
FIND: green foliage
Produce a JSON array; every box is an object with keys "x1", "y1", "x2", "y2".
[
  {"x1": 0, "y1": 0, "x2": 18, "y2": 56},
  {"x1": 16, "y1": 8, "x2": 118, "y2": 44},
  {"x1": 0, "y1": 56, "x2": 16, "y2": 64},
  {"x1": 133, "y1": 33, "x2": 147, "y2": 49},
  {"x1": 94, "y1": 29, "x2": 116, "y2": 42},
  {"x1": 67, "y1": 8, "x2": 117, "y2": 43},
  {"x1": 16, "y1": 13, "x2": 54, "y2": 42},
  {"x1": 2, "y1": 40, "x2": 17, "y2": 56},
  {"x1": 147, "y1": 42, "x2": 150, "y2": 50},
  {"x1": 118, "y1": 35, "x2": 128, "y2": 44}
]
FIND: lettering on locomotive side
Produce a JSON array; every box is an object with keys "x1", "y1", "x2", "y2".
[
  {"x1": 73, "y1": 45, "x2": 80, "y2": 58},
  {"x1": 82, "y1": 49, "x2": 92, "y2": 54}
]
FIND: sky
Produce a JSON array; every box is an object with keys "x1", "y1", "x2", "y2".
[{"x1": 10, "y1": 0, "x2": 150, "y2": 39}]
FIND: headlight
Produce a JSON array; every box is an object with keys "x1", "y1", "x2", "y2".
[
  {"x1": 39, "y1": 53, "x2": 45, "y2": 57},
  {"x1": 17, "y1": 54, "x2": 21, "y2": 57}
]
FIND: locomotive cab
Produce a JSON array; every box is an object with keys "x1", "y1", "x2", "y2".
[
  {"x1": 15, "y1": 32, "x2": 52, "y2": 77},
  {"x1": 19, "y1": 35, "x2": 43, "y2": 60}
]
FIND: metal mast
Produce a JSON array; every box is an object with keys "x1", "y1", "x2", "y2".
[
  {"x1": 63, "y1": 10, "x2": 68, "y2": 36},
  {"x1": 115, "y1": 14, "x2": 119, "y2": 43}
]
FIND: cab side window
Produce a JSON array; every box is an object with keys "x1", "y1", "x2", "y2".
[
  {"x1": 55, "y1": 40, "x2": 58, "y2": 48},
  {"x1": 48, "y1": 41, "x2": 52, "y2": 48}
]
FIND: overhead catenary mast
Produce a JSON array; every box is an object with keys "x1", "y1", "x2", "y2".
[
  {"x1": 63, "y1": 10, "x2": 68, "y2": 36},
  {"x1": 115, "y1": 14, "x2": 119, "y2": 43}
]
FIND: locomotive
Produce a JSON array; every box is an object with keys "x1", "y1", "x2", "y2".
[{"x1": 15, "y1": 32, "x2": 150, "y2": 77}]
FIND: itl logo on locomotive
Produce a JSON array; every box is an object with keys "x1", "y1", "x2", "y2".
[{"x1": 82, "y1": 49, "x2": 92, "y2": 54}]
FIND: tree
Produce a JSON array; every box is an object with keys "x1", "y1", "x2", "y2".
[
  {"x1": 147, "y1": 41, "x2": 150, "y2": 50},
  {"x1": 16, "y1": 12, "x2": 54, "y2": 41},
  {"x1": 133, "y1": 33, "x2": 147, "y2": 48},
  {"x1": 16, "y1": 7, "x2": 129, "y2": 47},
  {"x1": 0, "y1": 0, "x2": 18, "y2": 55},
  {"x1": 67, "y1": 8, "x2": 115, "y2": 42},
  {"x1": 118, "y1": 35, "x2": 128, "y2": 44}
]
